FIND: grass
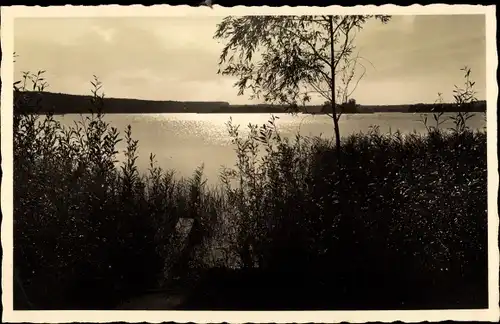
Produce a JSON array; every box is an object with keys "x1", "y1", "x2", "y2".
[{"x1": 12, "y1": 70, "x2": 488, "y2": 310}]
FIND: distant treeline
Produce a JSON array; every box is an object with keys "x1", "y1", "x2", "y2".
[{"x1": 15, "y1": 91, "x2": 486, "y2": 115}]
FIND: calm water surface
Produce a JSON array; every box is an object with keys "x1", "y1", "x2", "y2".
[{"x1": 56, "y1": 113, "x2": 486, "y2": 184}]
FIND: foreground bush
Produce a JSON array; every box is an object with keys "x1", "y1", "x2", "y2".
[
  {"x1": 13, "y1": 76, "x2": 225, "y2": 309},
  {"x1": 13, "y1": 72, "x2": 487, "y2": 310},
  {"x1": 203, "y1": 120, "x2": 487, "y2": 309}
]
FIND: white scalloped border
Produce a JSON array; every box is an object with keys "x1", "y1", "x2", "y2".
[{"x1": 1, "y1": 4, "x2": 498, "y2": 323}]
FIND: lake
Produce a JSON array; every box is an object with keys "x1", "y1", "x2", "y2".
[{"x1": 55, "y1": 112, "x2": 486, "y2": 185}]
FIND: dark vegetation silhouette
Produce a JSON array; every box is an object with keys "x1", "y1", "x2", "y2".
[
  {"x1": 14, "y1": 91, "x2": 486, "y2": 115},
  {"x1": 12, "y1": 64, "x2": 488, "y2": 310}
]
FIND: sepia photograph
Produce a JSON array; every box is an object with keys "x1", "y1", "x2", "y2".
[{"x1": 1, "y1": 4, "x2": 498, "y2": 323}]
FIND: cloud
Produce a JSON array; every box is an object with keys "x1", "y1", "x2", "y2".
[
  {"x1": 15, "y1": 17, "x2": 224, "y2": 79},
  {"x1": 90, "y1": 25, "x2": 116, "y2": 43},
  {"x1": 354, "y1": 15, "x2": 485, "y2": 84}
]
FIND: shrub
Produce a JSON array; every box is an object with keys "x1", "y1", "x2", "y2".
[
  {"x1": 13, "y1": 73, "x2": 218, "y2": 309},
  {"x1": 216, "y1": 120, "x2": 487, "y2": 308}
]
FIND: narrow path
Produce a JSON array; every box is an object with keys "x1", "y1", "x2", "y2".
[{"x1": 115, "y1": 292, "x2": 187, "y2": 310}]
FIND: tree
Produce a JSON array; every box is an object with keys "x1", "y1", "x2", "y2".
[
  {"x1": 214, "y1": 15, "x2": 391, "y2": 155},
  {"x1": 341, "y1": 98, "x2": 359, "y2": 113}
]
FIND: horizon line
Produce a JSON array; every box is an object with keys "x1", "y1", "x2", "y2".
[{"x1": 20, "y1": 90, "x2": 488, "y2": 107}]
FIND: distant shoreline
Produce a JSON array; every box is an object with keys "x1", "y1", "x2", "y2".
[{"x1": 15, "y1": 91, "x2": 487, "y2": 115}]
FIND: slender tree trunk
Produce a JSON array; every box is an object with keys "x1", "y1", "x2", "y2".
[
  {"x1": 329, "y1": 16, "x2": 355, "y2": 277},
  {"x1": 329, "y1": 16, "x2": 342, "y2": 160}
]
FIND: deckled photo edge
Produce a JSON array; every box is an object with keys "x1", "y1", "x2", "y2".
[
  {"x1": 485, "y1": 4, "x2": 499, "y2": 317},
  {"x1": 1, "y1": 6, "x2": 16, "y2": 320},
  {"x1": 1, "y1": 4, "x2": 498, "y2": 323},
  {"x1": 2, "y1": 4, "x2": 495, "y2": 17}
]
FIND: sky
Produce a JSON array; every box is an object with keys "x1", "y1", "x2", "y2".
[{"x1": 13, "y1": 14, "x2": 486, "y2": 105}]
